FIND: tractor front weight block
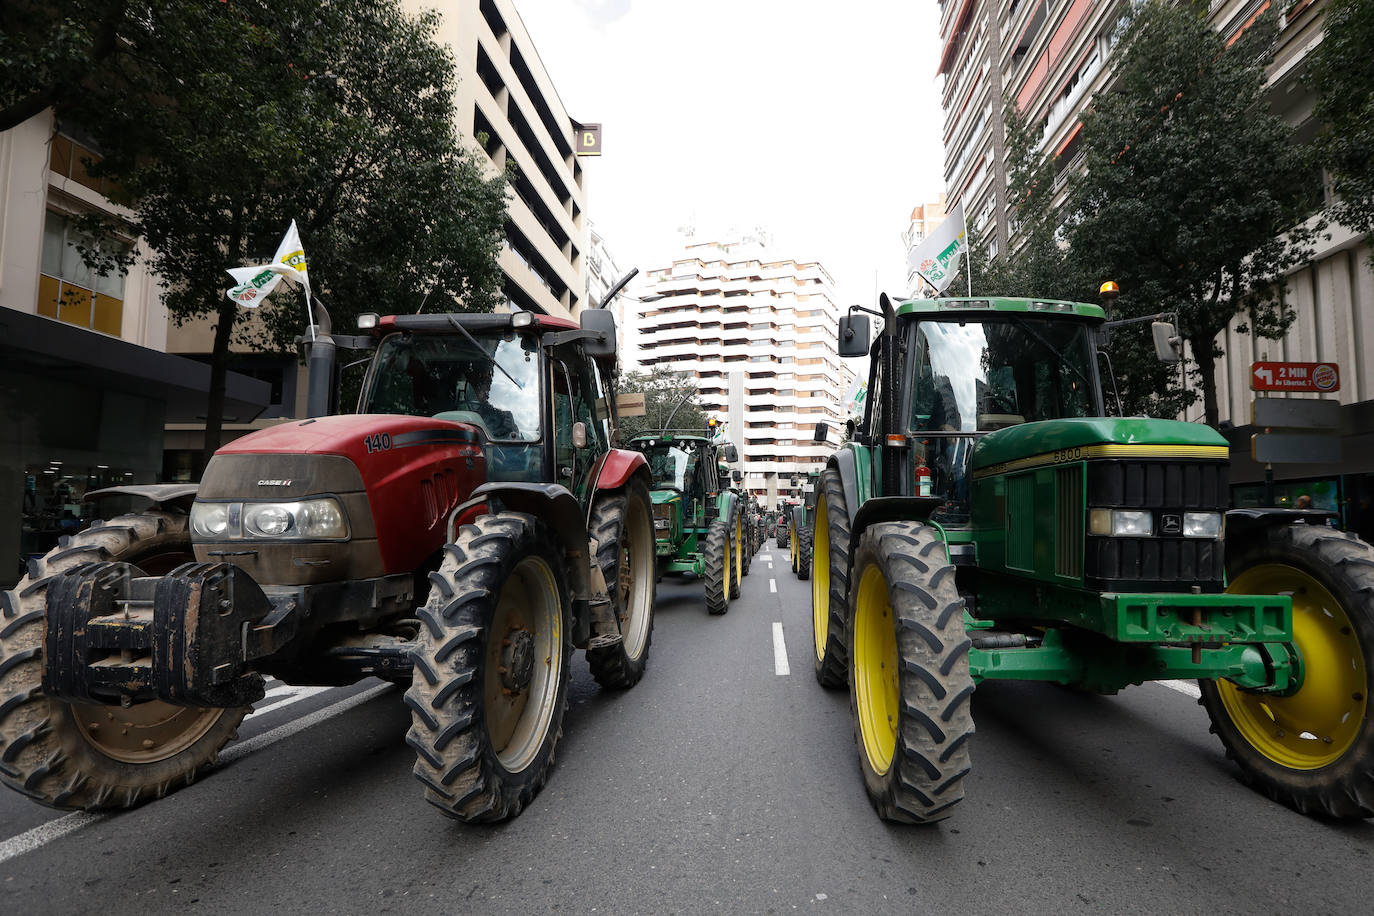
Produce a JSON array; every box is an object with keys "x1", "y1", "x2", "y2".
[{"x1": 43, "y1": 560, "x2": 292, "y2": 708}]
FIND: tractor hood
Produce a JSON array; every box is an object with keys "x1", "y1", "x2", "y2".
[{"x1": 971, "y1": 417, "x2": 1228, "y2": 475}]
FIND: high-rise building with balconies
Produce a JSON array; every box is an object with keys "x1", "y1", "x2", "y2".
[{"x1": 632, "y1": 240, "x2": 856, "y2": 507}]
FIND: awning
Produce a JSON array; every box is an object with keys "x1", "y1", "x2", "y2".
[{"x1": 1, "y1": 308, "x2": 272, "y2": 423}]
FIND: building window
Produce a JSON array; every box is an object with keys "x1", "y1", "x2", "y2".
[{"x1": 38, "y1": 211, "x2": 127, "y2": 336}]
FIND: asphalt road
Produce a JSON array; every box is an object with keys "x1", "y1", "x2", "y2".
[{"x1": 3, "y1": 547, "x2": 1373, "y2": 915}]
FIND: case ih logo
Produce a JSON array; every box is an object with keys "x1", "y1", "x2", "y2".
[{"x1": 256, "y1": 479, "x2": 293, "y2": 486}]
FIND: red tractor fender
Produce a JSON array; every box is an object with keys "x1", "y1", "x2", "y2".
[{"x1": 595, "y1": 448, "x2": 649, "y2": 491}]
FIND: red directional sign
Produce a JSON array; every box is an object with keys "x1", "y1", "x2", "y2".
[{"x1": 1250, "y1": 361, "x2": 1340, "y2": 393}]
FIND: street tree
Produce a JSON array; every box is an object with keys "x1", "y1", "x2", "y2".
[
  {"x1": 616, "y1": 367, "x2": 710, "y2": 442},
  {"x1": 1065, "y1": 0, "x2": 1317, "y2": 427},
  {"x1": 1307, "y1": 0, "x2": 1374, "y2": 236},
  {"x1": 7, "y1": 0, "x2": 507, "y2": 471}
]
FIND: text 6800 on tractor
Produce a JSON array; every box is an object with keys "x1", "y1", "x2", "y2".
[
  {"x1": 812, "y1": 294, "x2": 1374, "y2": 824},
  {"x1": 1, "y1": 305, "x2": 657, "y2": 822}
]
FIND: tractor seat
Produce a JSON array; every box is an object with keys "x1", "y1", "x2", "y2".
[{"x1": 433, "y1": 410, "x2": 491, "y2": 439}]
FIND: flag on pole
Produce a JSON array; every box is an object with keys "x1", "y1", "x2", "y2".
[
  {"x1": 225, "y1": 220, "x2": 311, "y2": 308},
  {"x1": 906, "y1": 202, "x2": 967, "y2": 295}
]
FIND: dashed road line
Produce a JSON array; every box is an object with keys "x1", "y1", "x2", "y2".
[
  {"x1": 1157, "y1": 679, "x2": 1202, "y2": 700},
  {"x1": 769, "y1": 578, "x2": 777, "y2": 593},
  {"x1": 772, "y1": 622, "x2": 791, "y2": 676}
]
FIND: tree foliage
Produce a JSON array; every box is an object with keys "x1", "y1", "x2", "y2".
[
  {"x1": 615, "y1": 367, "x2": 710, "y2": 443},
  {"x1": 1065, "y1": 1, "x2": 1316, "y2": 426},
  {"x1": 6, "y1": 0, "x2": 508, "y2": 468},
  {"x1": 1307, "y1": 0, "x2": 1374, "y2": 236}
]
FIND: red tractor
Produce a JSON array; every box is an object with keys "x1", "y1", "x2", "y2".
[{"x1": 0, "y1": 306, "x2": 657, "y2": 822}]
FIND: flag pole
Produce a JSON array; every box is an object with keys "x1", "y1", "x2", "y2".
[{"x1": 966, "y1": 248, "x2": 972, "y2": 298}]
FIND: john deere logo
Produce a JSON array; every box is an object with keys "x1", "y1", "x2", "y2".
[{"x1": 1162, "y1": 514, "x2": 1182, "y2": 535}]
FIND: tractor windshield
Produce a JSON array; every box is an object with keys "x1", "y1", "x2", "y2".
[
  {"x1": 907, "y1": 315, "x2": 1100, "y2": 527},
  {"x1": 361, "y1": 331, "x2": 541, "y2": 442},
  {"x1": 909, "y1": 316, "x2": 1099, "y2": 433}
]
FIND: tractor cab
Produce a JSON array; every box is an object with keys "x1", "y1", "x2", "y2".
[{"x1": 841, "y1": 298, "x2": 1104, "y2": 526}]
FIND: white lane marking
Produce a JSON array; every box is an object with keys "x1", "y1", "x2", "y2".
[
  {"x1": 769, "y1": 579, "x2": 777, "y2": 593},
  {"x1": 0, "y1": 683, "x2": 392, "y2": 865},
  {"x1": 772, "y1": 622, "x2": 790, "y2": 676},
  {"x1": 248, "y1": 685, "x2": 332, "y2": 718},
  {"x1": 221, "y1": 683, "x2": 391, "y2": 763},
  {"x1": 1157, "y1": 679, "x2": 1202, "y2": 700}
]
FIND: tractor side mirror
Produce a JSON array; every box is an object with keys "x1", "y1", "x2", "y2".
[
  {"x1": 1152, "y1": 321, "x2": 1182, "y2": 363},
  {"x1": 572, "y1": 422, "x2": 588, "y2": 449},
  {"x1": 723, "y1": 444, "x2": 739, "y2": 463},
  {"x1": 837, "y1": 314, "x2": 870, "y2": 358},
  {"x1": 732, "y1": 470, "x2": 743, "y2": 483},
  {"x1": 813, "y1": 421, "x2": 829, "y2": 443},
  {"x1": 580, "y1": 309, "x2": 617, "y2": 359}
]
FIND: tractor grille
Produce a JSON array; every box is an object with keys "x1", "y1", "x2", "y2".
[
  {"x1": 1084, "y1": 460, "x2": 1227, "y2": 592},
  {"x1": 1056, "y1": 465, "x2": 1083, "y2": 578}
]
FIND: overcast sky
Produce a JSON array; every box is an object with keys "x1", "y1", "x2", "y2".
[{"x1": 507, "y1": 0, "x2": 948, "y2": 307}]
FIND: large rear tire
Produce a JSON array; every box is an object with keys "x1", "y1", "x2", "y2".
[
  {"x1": 848, "y1": 522, "x2": 973, "y2": 824},
  {"x1": 1200, "y1": 524, "x2": 1374, "y2": 819},
  {"x1": 0, "y1": 513, "x2": 246, "y2": 811},
  {"x1": 812, "y1": 468, "x2": 851, "y2": 688},
  {"x1": 586, "y1": 480, "x2": 657, "y2": 689},
  {"x1": 704, "y1": 517, "x2": 731, "y2": 615},
  {"x1": 406, "y1": 512, "x2": 571, "y2": 822},
  {"x1": 741, "y1": 507, "x2": 753, "y2": 578}
]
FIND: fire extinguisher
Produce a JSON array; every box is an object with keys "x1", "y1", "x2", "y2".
[{"x1": 915, "y1": 464, "x2": 931, "y2": 497}]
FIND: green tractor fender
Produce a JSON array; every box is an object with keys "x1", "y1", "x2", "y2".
[
  {"x1": 715, "y1": 489, "x2": 740, "y2": 526},
  {"x1": 1225, "y1": 507, "x2": 1338, "y2": 548}
]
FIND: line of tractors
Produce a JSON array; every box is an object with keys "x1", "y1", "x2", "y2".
[{"x1": 4, "y1": 292, "x2": 1372, "y2": 828}]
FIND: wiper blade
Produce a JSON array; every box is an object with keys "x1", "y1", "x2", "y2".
[{"x1": 446, "y1": 315, "x2": 524, "y2": 390}]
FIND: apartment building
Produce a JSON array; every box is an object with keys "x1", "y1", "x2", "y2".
[
  {"x1": 631, "y1": 241, "x2": 856, "y2": 507},
  {"x1": 936, "y1": 0, "x2": 1374, "y2": 518},
  {"x1": 412, "y1": 0, "x2": 590, "y2": 319},
  {"x1": 0, "y1": 112, "x2": 269, "y2": 584}
]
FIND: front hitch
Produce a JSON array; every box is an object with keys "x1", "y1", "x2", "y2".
[{"x1": 43, "y1": 561, "x2": 300, "y2": 707}]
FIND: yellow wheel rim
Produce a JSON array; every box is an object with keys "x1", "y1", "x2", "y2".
[
  {"x1": 812, "y1": 494, "x2": 830, "y2": 660},
  {"x1": 1218, "y1": 563, "x2": 1367, "y2": 769},
  {"x1": 735, "y1": 513, "x2": 743, "y2": 583},
  {"x1": 790, "y1": 527, "x2": 798, "y2": 569},
  {"x1": 854, "y1": 561, "x2": 899, "y2": 775}
]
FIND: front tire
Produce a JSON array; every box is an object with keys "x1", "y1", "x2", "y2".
[
  {"x1": 847, "y1": 522, "x2": 973, "y2": 824},
  {"x1": 406, "y1": 513, "x2": 571, "y2": 822},
  {"x1": 729, "y1": 505, "x2": 743, "y2": 600},
  {"x1": 797, "y1": 525, "x2": 813, "y2": 581},
  {"x1": 586, "y1": 480, "x2": 657, "y2": 689},
  {"x1": 1200, "y1": 523, "x2": 1374, "y2": 819},
  {"x1": 704, "y1": 517, "x2": 731, "y2": 615},
  {"x1": 0, "y1": 512, "x2": 246, "y2": 811},
  {"x1": 813, "y1": 468, "x2": 852, "y2": 688}
]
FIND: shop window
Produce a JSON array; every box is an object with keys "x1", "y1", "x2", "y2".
[{"x1": 38, "y1": 211, "x2": 128, "y2": 336}]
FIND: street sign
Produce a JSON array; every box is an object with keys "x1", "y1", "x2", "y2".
[
  {"x1": 573, "y1": 122, "x2": 601, "y2": 157},
  {"x1": 1251, "y1": 396, "x2": 1342, "y2": 430},
  {"x1": 1250, "y1": 361, "x2": 1340, "y2": 392},
  {"x1": 1252, "y1": 432, "x2": 1341, "y2": 464}
]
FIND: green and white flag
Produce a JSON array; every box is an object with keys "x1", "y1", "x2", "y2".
[
  {"x1": 906, "y1": 202, "x2": 966, "y2": 295},
  {"x1": 225, "y1": 220, "x2": 311, "y2": 308}
]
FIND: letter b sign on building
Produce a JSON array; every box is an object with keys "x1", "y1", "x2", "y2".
[{"x1": 574, "y1": 122, "x2": 601, "y2": 157}]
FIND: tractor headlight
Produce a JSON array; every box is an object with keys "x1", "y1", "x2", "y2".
[
  {"x1": 1089, "y1": 508, "x2": 1154, "y2": 537},
  {"x1": 191, "y1": 498, "x2": 349, "y2": 540},
  {"x1": 1183, "y1": 511, "x2": 1223, "y2": 539},
  {"x1": 190, "y1": 502, "x2": 231, "y2": 539}
]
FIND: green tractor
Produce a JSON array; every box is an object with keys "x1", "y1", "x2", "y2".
[
  {"x1": 788, "y1": 471, "x2": 821, "y2": 580},
  {"x1": 813, "y1": 294, "x2": 1374, "y2": 824},
  {"x1": 629, "y1": 432, "x2": 746, "y2": 614}
]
